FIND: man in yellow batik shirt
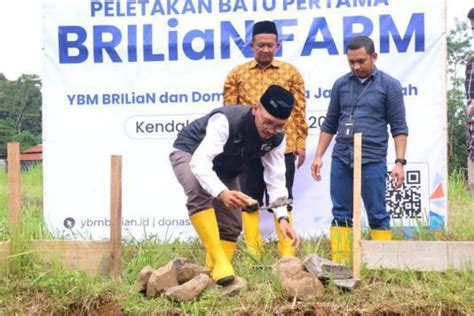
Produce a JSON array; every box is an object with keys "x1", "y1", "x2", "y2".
[{"x1": 223, "y1": 20, "x2": 308, "y2": 259}]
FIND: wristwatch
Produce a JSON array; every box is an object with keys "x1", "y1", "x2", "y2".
[
  {"x1": 277, "y1": 216, "x2": 290, "y2": 224},
  {"x1": 395, "y1": 158, "x2": 407, "y2": 165}
]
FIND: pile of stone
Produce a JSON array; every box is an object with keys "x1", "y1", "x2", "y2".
[
  {"x1": 132, "y1": 255, "x2": 357, "y2": 302},
  {"x1": 131, "y1": 257, "x2": 246, "y2": 302},
  {"x1": 272, "y1": 255, "x2": 358, "y2": 301}
]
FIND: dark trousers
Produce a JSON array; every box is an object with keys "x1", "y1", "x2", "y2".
[
  {"x1": 169, "y1": 150, "x2": 242, "y2": 242},
  {"x1": 330, "y1": 157, "x2": 390, "y2": 229},
  {"x1": 240, "y1": 153, "x2": 295, "y2": 213}
]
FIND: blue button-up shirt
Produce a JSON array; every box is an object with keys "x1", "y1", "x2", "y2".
[{"x1": 321, "y1": 67, "x2": 408, "y2": 166}]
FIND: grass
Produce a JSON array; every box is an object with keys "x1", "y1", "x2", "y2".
[
  {"x1": 446, "y1": 169, "x2": 474, "y2": 240},
  {"x1": 0, "y1": 164, "x2": 473, "y2": 315}
]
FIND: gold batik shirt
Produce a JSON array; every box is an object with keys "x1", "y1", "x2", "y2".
[{"x1": 223, "y1": 59, "x2": 308, "y2": 153}]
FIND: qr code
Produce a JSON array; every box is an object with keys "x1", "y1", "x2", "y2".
[{"x1": 386, "y1": 170, "x2": 423, "y2": 219}]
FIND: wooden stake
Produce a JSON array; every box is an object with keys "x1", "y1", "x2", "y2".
[
  {"x1": 110, "y1": 155, "x2": 122, "y2": 280},
  {"x1": 7, "y1": 142, "x2": 21, "y2": 243},
  {"x1": 352, "y1": 133, "x2": 362, "y2": 279}
]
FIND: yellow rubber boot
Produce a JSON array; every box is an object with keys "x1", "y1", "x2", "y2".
[
  {"x1": 190, "y1": 208, "x2": 235, "y2": 285},
  {"x1": 371, "y1": 229, "x2": 392, "y2": 240},
  {"x1": 273, "y1": 213, "x2": 296, "y2": 257},
  {"x1": 330, "y1": 226, "x2": 352, "y2": 265},
  {"x1": 205, "y1": 240, "x2": 236, "y2": 269},
  {"x1": 242, "y1": 211, "x2": 264, "y2": 259}
]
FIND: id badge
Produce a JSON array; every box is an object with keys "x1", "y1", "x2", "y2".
[{"x1": 343, "y1": 119, "x2": 354, "y2": 138}]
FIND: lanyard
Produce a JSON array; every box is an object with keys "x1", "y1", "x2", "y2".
[{"x1": 349, "y1": 76, "x2": 373, "y2": 119}]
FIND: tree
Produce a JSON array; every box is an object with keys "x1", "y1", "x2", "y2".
[
  {"x1": 0, "y1": 74, "x2": 42, "y2": 157},
  {"x1": 447, "y1": 20, "x2": 474, "y2": 174}
]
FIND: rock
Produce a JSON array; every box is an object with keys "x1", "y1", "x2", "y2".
[
  {"x1": 206, "y1": 278, "x2": 217, "y2": 291},
  {"x1": 176, "y1": 263, "x2": 210, "y2": 284},
  {"x1": 218, "y1": 276, "x2": 246, "y2": 297},
  {"x1": 334, "y1": 278, "x2": 360, "y2": 290},
  {"x1": 171, "y1": 257, "x2": 189, "y2": 270},
  {"x1": 272, "y1": 257, "x2": 324, "y2": 302},
  {"x1": 303, "y1": 254, "x2": 353, "y2": 280},
  {"x1": 272, "y1": 257, "x2": 305, "y2": 277},
  {"x1": 131, "y1": 265, "x2": 154, "y2": 293},
  {"x1": 165, "y1": 274, "x2": 210, "y2": 302},
  {"x1": 280, "y1": 270, "x2": 324, "y2": 301},
  {"x1": 146, "y1": 261, "x2": 179, "y2": 297}
]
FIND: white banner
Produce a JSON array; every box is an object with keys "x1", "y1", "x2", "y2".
[{"x1": 42, "y1": 0, "x2": 447, "y2": 240}]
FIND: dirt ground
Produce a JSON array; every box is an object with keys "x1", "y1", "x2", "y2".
[
  {"x1": 15, "y1": 292, "x2": 465, "y2": 315},
  {"x1": 73, "y1": 299, "x2": 464, "y2": 316}
]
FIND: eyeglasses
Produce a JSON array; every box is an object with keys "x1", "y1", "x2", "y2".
[{"x1": 262, "y1": 120, "x2": 286, "y2": 133}]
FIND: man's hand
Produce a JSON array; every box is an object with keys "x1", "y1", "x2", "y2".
[
  {"x1": 218, "y1": 190, "x2": 253, "y2": 209},
  {"x1": 278, "y1": 219, "x2": 300, "y2": 249},
  {"x1": 295, "y1": 148, "x2": 306, "y2": 169},
  {"x1": 310, "y1": 157, "x2": 323, "y2": 181},
  {"x1": 391, "y1": 164, "x2": 405, "y2": 188}
]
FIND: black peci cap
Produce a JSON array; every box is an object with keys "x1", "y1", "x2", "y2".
[
  {"x1": 252, "y1": 20, "x2": 278, "y2": 37},
  {"x1": 260, "y1": 85, "x2": 295, "y2": 119},
  {"x1": 468, "y1": 8, "x2": 474, "y2": 20}
]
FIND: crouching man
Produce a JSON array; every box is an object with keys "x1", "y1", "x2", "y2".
[{"x1": 170, "y1": 85, "x2": 301, "y2": 285}]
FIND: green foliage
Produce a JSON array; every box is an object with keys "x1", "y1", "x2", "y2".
[
  {"x1": 0, "y1": 167, "x2": 7, "y2": 239},
  {"x1": 448, "y1": 87, "x2": 468, "y2": 173},
  {"x1": 0, "y1": 164, "x2": 48, "y2": 242},
  {"x1": 447, "y1": 169, "x2": 474, "y2": 240},
  {"x1": 448, "y1": 20, "x2": 473, "y2": 81},
  {"x1": 0, "y1": 74, "x2": 42, "y2": 158},
  {"x1": 447, "y1": 21, "x2": 474, "y2": 173}
]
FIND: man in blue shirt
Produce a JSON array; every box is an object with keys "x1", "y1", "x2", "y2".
[{"x1": 310, "y1": 36, "x2": 408, "y2": 264}]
